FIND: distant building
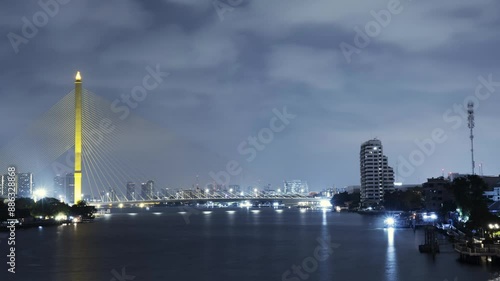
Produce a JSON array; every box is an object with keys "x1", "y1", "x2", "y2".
[
  {"x1": 0, "y1": 175, "x2": 5, "y2": 196},
  {"x1": 484, "y1": 179, "x2": 500, "y2": 202},
  {"x1": 179, "y1": 189, "x2": 196, "y2": 199},
  {"x1": 141, "y1": 180, "x2": 155, "y2": 200},
  {"x1": 448, "y1": 173, "x2": 500, "y2": 186},
  {"x1": 480, "y1": 175, "x2": 500, "y2": 189},
  {"x1": 334, "y1": 187, "x2": 347, "y2": 194},
  {"x1": 17, "y1": 173, "x2": 33, "y2": 198},
  {"x1": 126, "y1": 182, "x2": 136, "y2": 201},
  {"x1": 422, "y1": 177, "x2": 453, "y2": 211},
  {"x1": 228, "y1": 185, "x2": 240, "y2": 193},
  {"x1": 109, "y1": 187, "x2": 118, "y2": 202},
  {"x1": 345, "y1": 185, "x2": 361, "y2": 194},
  {"x1": 484, "y1": 187, "x2": 500, "y2": 202},
  {"x1": 206, "y1": 183, "x2": 224, "y2": 192},
  {"x1": 65, "y1": 173, "x2": 75, "y2": 204},
  {"x1": 448, "y1": 173, "x2": 469, "y2": 182},
  {"x1": 54, "y1": 175, "x2": 65, "y2": 199},
  {"x1": 82, "y1": 194, "x2": 93, "y2": 202},
  {"x1": 394, "y1": 183, "x2": 421, "y2": 191},
  {"x1": 359, "y1": 139, "x2": 395, "y2": 206},
  {"x1": 283, "y1": 180, "x2": 309, "y2": 194}
]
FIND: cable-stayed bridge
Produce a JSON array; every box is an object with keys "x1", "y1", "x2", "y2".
[
  {"x1": 0, "y1": 72, "x2": 327, "y2": 207},
  {"x1": 89, "y1": 190, "x2": 324, "y2": 208}
]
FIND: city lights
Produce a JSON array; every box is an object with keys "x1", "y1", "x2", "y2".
[
  {"x1": 55, "y1": 213, "x2": 67, "y2": 221},
  {"x1": 319, "y1": 199, "x2": 332, "y2": 208},
  {"x1": 33, "y1": 188, "x2": 47, "y2": 201},
  {"x1": 489, "y1": 224, "x2": 500, "y2": 229},
  {"x1": 384, "y1": 217, "x2": 395, "y2": 227}
]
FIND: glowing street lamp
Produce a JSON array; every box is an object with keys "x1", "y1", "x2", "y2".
[
  {"x1": 33, "y1": 188, "x2": 47, "y2": 201},
  {"x1": 489, "y1": 224, "x2": 500, "y2": 230}
]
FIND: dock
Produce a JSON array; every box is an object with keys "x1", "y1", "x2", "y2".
[{"x1": 454, "y1": 243, "x2": 500, "y2": 263}]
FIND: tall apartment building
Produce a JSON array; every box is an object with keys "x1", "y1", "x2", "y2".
[
  {"x1": 141, "y1": 180, "x2": 155, "y2": 200},
  {"x1": 126, "y1": 182, "x2": 136, "y2": 201},
  {"x1": 422, "y1": 177, "x2": 453, "y2": 211},
  {"x1": 360, "y1": 139, "x2": 394, "y2": 206},
  {"x1": 65, "y1": 173, "x2": 75, "y2": 204},
  {"x1": 283, "y1": 180, "x2": 309, "y2": 194},
  {"x1": 17, "y1": 173, "x2": 34, "y2": 198}
]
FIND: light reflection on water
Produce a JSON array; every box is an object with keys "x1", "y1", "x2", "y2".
[
  {"x1": 7, "y1": 209, "x2": 494, "y2": 281},
  {"x1": 386, "y1": 227, "x2": 397, "y2": 281}
]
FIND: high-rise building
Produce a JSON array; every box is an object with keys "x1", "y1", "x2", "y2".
[
  {"x1": 283, "y1": 180, "x2": 309, "y2": 194},
  {"x1": 360, "y1": 139, "x2": 394, "y2": 206},
  {"x1": 17, "y1": 173, "x2": 34, "y2": 198},
  {"x1": 126, "y1": 182, "x2": 136, "y2": 201},
  {"x1": 1, "y1": 173, "x2": 18, "y2": 196},
  {"x1": 0, "y1": 175, "x2": 5, "y2": 196},
  {"x1": 422, "y1": 177, "x2": 453, "y2": 211},
  {"x1": 141, "y1": 180, "x2": 154, "y2": 200},
  {"x1": 65, "y1": 173, "x2": 75, "y2": 204},
  {"x1": 109, "y1": 187, "x2": 118, "y2": 202},
  {"x1": 228, "y1": 185, "x2": 240, "y2": 193},
  {"x1": 54, "y1": 175, "x2": 65, "y2": 199}
]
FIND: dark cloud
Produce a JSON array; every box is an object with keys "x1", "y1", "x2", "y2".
[{"x1": 1, "y1": 0, "x2": 499, "y2": 193}]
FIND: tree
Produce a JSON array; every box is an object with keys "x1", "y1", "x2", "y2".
[
  {"x1": 15, "y1": 198, "x2": 35, "y2": 210},
  {"x1": 32, "y1": 197, "x2": 70, "y2": 217},
  {"x1": 450, "y1": 175, "x2": 499, "y2": 229},
  {"x1": 70, "y1": 200, "x2": 96, "y2": 220},
  {"x1": 331, "y1": 192, "x2": 360, "y2": 210},
  {"x1": 383, "y1": 188, "x2": 423, "y2": 211}
]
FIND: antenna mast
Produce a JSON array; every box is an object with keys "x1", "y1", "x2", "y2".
[{"x1": 467, "y1": 102, "x2": 475, "y2": 175}]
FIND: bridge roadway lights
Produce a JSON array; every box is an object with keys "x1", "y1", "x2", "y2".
[{"x1": 89, "y1": 197, "x2": 325, "y2": 208}]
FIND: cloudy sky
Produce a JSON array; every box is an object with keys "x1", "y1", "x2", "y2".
[{"x1": 0, "y1": 0, "x2": 499, "y2": 193}]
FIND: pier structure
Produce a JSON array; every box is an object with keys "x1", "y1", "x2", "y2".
[{"x1": 454, "y1": 243, "x2": 500, "y2": 264}]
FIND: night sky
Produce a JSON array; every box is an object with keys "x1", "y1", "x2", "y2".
[{"x1": 0, "y1": 0, "x2": 499, "y2": 191}]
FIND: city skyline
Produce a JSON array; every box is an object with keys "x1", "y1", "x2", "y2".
[
  {"x1": 1, "y1": 1, "x2": 500, "y2": 192},
  {"x1": 2, "y1": 2, "x2": 500, "y2": 280}
]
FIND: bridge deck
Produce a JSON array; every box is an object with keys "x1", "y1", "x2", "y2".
[{"x1": 89, "y1": 196, "x2": 327, "y2": 206}]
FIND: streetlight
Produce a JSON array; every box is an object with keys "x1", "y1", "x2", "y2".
[{"x1": 33, "y1": 188, "x2": 47, "y2": 201}]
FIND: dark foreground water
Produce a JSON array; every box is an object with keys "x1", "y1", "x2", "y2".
[{"x1": 0, "y1": 208, "x2": 497, "y2": 281}]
